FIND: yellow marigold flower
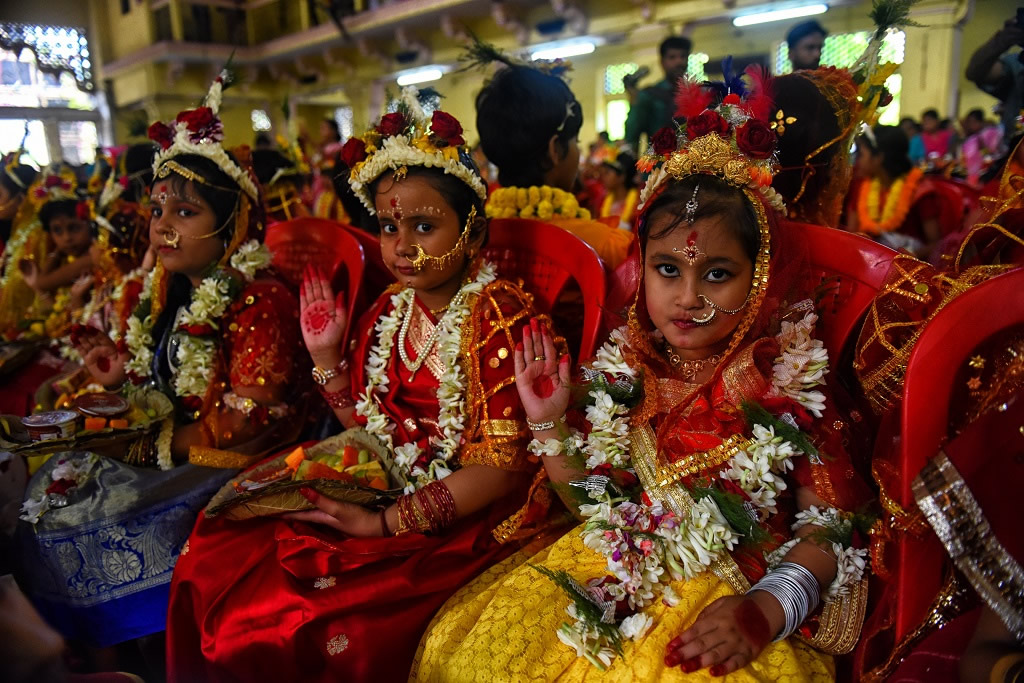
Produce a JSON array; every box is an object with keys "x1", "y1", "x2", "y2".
[
  {"x1": 551, "y1": 190, "x2": 565, "y2": 209},
  {"x1": 537, "y1": 200, "x2": 554, "y2": 220},
  {"x1": 539, "y1": 186, "x2": 552, "y2": 202},
  {"x1": 516, "y1": 188, "x2": 529, "y2": 210},
  {"x1": 579, "y1": 208, "x2": 591, "y2": 220},
  {"x1": 520, "y1": 205, "x2": 535, "y2": 218},
  {"x1": 528, "y1": 186, "x2": 540, "y2": 205},
  {"x1": 442, "y1": 146, "x2": 460, "y2": 162}
]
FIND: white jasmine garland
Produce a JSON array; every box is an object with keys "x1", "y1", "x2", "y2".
[
  {"x1": 719, "y1": 423, "x2": 801, "y2": 515},
  {"x1": 124, "y1": 240, "x2": 270, "y2": 405},
  {"x1": 618, "y1": 613, "x2": 653, "y2": 641},
  {"x1": 355, "y1": 262, "x2": 497, "y2": 492},
  {"x1": 771, "y1": 310, "x2": 830, "y2": 418},
  {"x1": 765, "y1": 506, "x2": 869, "y2": 598}
]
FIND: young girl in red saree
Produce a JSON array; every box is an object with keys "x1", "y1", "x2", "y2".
[{"x1": 166, "y1": 89, "x2": 559, "y2": 682}]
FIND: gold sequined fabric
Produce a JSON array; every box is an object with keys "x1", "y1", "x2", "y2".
[
  {"x1": 853, "y1": 255, "x2": 1009, "y2": 415},
  {"x1": 411, "y1": 529, "x2": 833, "y2": 682}
]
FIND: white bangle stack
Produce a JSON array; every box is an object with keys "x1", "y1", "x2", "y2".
[{"x1": 747, "y1": 561, "x2": 821, "y2": 642}]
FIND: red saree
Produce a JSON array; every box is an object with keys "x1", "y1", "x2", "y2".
[{"x1": 166, "y1": 275, "x2": 554, "y2": 682}]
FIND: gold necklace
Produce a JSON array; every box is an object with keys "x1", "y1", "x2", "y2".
[{"x1": 665, "y1": 344, "x2": 722, "y2": 381}]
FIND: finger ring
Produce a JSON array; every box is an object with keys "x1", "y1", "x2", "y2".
[{"x1": 534, "y1": 355, "x2": 546, "y2": 361}]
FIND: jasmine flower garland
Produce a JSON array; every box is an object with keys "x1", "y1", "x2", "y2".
[
  {"x1": 355, "y1": 262, "x2": 497, "y2": 492},
  {"x1": 537, "y1": 314, "x2": 864, "y2": 669},
  {"x1": 124, "y1": 240, "x2": 271, "y2": 406}
]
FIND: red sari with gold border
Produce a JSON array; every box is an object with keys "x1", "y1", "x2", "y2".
[{"x1": 166, "y1": 275, "x2": 555, "y2": 683}]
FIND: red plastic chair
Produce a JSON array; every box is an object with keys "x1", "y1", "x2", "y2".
[
  {"x1": 484, "y1": 218, "x2": 607, "y2": 361},
  {"x1": 892, "y1": 267, "x2": 1024, "y2": 642},
  {"x1": 781, "y1": 221, "x2": 898, "y2": 359},
  {"x1": 264, "y1": 218, "x2": 365, "y2": 346}
]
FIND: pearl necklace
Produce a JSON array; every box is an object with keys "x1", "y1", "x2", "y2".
[{"x1": 396, "y1": 284, "x2": 470, "y2": 380}]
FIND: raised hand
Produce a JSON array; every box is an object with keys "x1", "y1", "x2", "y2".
[
  {"x1": 19, "y1": 258, "x2": 40, "y2": 291},
  {"x1": 70, "y1": 275, "x2": 94, "y2": 310},
  {"x1": 72, "y1": 325, "x2": 127, "y2": 387},
  {"x1": 513, "y1": 318, "x2": 571, "y2": 427},
  {"x1": 300, "y1": 264, "x2": 348, "y2": 368}
]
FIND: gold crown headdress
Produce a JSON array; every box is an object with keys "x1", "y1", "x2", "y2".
[
  {"x1": 148, "y1": 68, "x2": 260, "y2": 201},
  {"x1": 344, "y1": 86, "x2": 485, "y2": 215},
  {"x1": 636, "y1": 59, "x2": 785, "y2": 214}
]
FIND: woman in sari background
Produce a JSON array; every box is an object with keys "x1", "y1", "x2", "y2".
[
  {"x1": 15, "y1": 73, "x2": 305, "y2": 650},
  {"x1": 414, "y1": 68, "x2": 873, "y2": 682},
  {"x1": 166, "y1": 89, "x2": 563, "y2": 682}
]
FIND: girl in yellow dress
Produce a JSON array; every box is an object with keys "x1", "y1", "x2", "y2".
[{"x1": 413, "y1": 67, "x2": 873, "y2": 682}]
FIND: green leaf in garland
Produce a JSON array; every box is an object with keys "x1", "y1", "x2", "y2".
[
  {"x1": 690, "y1": 484, "x2": 771, "y2": 546},
  {"x1": 529, "y1": 564, "x2": 624, "y2": 657},
  {"x1": 740, "y1": 400, "x2": 823, "y2": 461}
]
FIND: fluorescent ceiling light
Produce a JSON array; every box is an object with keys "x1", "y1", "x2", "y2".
[
  {"x1": 396, "y1": 68, "x2": 443, "y2": 86},
  {"x1": 530, "y1": 41, "x2": 595, "y2": 61},
  {"x1": 733, "y1": 3, "x2": 828, "y2": 27}
]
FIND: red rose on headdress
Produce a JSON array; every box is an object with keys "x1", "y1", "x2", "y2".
[
  {"x1": 430, "y1": 111, "x2": 465, "y2": 146},
  {"x1": 177, "y1": 107, "x2": 215, "y2": 133},
  {"x1": 45, "y1": 175, "x2": 62, "y2": 188},
  {"x1": 377, "y1": 112, "x2": 408, "y2": 137},
  {"x1": 148, "y1": 121, "x2": 176, "y2": 150},
  {"x1": 75, "y1": 201, "x2": 90, "y2": 221},
  {"x1": 686, "y1": 110, "x2": 730, "y2": 139},
  {"x1": 735, "y1": 118, "x2": 776, "y2": 159},
  {"x1": 340, "y1": 137, "x2": 368, "y2": 168},
  {"x1": 723, "y1": 93, "x2": 742, "y2": 105},
  {"x1": 651, "y1": 126, "x2": 677, "y2": 157}
]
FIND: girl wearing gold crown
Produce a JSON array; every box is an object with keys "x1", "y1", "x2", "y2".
[
  {"x1": 166, "y1": 88, "x2": 561, "y2": 682},
  {"x1": 413, "y1": 66, "x2": 873, "y2": 682},
  {"x1": 15, "y1": 72, "x2": 305, "y2": 650}
]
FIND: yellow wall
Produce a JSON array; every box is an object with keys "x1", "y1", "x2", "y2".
[{"x1": 43, "y1": 0, "x2": 1011, "y2": 148}]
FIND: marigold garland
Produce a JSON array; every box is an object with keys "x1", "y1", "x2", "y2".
[
  {"x1": 856, "y1": 166, "x2": 923, "y2": 235},
  {"x1": 486, "y1": 185, "x2": 591, "y2": 221}
]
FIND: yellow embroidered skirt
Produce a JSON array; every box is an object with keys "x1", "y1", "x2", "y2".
[{"x1": 411, "y1": 525, "x2": 834, "y2": 682}]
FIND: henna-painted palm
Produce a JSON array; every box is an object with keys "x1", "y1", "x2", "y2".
[
  {"x1": 513, "y1": 318, "x2": 571, "y2": 424},
  {"x1": 74, "y1": 327, "x2": 127, "y2": 387},
  {"x1": 299, "y1": 264, "x2": 348, "y2": 367}
]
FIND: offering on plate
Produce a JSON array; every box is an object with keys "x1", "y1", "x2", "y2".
[{"x1": 205, "y1": 430, "x2": 400, "y2": 520}]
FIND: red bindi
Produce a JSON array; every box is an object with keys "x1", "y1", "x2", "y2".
[
  {"x1": 532, "y1": 375, "x2": 555, "y2": 398},
  {"x1": 687, "y1": 230, "x2": 698, "y2": 247}
]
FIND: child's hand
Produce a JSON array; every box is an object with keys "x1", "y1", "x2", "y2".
[
  {"x1": 73, "y1": 326, "x2": 127, "y2": 387},
  {"x1": 19, "y1": 259, "x2": 39, "y2": 291},
  {"x1": 70, "y1": 275, "x2": 94, "y2": 309},
  {"x1": 663, "y1": 595, "x2": 777, "y2": 676},
  {"x1": 300, "y1": 264, "x2": 348, "y2": 370},
  {"x1": 513, "y1": 318, "x2": 571, "y2": 429}
]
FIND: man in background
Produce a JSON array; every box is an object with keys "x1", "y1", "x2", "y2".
[
  {"x1": 787, "y1": 20, "x2": 827, "y2": 71},
  {"x1": 966, "y1": 12, "x2": 1024, "y2": 146},
  {"x1": 624, "y1": 36, "x2": 691, "y2": 153}
]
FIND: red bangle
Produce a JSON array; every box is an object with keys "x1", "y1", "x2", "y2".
[{"x1": 318, "y1": 384, "x2": 355, "y2": 409}]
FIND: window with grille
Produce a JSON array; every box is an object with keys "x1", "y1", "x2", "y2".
[
  {"x1": 334, "y1": 105, "x2": 354, "y2": 140},
  {"x1": 688, "y1": 52, "x2": 710, "y2": 81},
  {"x1": 605, "y1": 63, "x2": 638, "y2": 95},
  {"x1": 776, "y1": 30, "x2": 905, "y2": 125},
  {"x1": 251, "y1": 109, "x2": 271, "y2": 132}
]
